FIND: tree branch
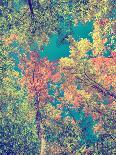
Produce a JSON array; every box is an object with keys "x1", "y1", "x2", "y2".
[
  {"x1": 27, "y1": 0, "x2": 34, "y2": 15},
  {"x1": 83, "y1": 68, "x2": 116, "y2": 99}
]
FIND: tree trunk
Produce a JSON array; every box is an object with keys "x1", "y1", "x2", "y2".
[
  {"x1": 40, "y1": 127, "x2": 46, "y2": 155},
  {"x1": 40, "y1": 137, "x2": 46, "y2": 155},
  {"x1": 34, "y1": 93, "x2": 46, "y2": 155}
]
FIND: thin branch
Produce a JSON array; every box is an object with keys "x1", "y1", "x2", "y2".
[{"x1": 83, "y1": 68, "x2": 116, "y2": 99}]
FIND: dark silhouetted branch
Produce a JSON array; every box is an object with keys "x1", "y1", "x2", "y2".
[{"x1": 27, "y1": 0, "x2": 34, "y2": 15}]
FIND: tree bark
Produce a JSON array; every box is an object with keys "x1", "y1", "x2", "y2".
[
  {"x1": 40, "y1": 124, "x2": 46, "y2": 155},
  {"x1": 34, "y1": 93, "x2": 46, "y2": 155}
]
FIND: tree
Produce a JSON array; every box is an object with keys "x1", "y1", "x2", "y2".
[
  {"x1": 0, "y1": 0, "x2": 111, "y2": 44},
  {"x1": 0, "y1": 35, "x2": 41, "y2": 154},
  {"x1": 58, "y1": 19, "x2": 115, "y2": 153},
  {"x1": 19, "y1": 51, "x2": 62, "y2": 154},
  {"x1": 1, "y1": 1, "x2": 115, "y2": 154}
]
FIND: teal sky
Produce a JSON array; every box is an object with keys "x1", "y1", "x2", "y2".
[{"x1": 39, "y1": 21, "x2": 93, "y2": 61}]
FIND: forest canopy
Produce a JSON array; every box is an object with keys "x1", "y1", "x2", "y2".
[{"x1": 0, "y1": 0, "x2": 116, "y2": 154}]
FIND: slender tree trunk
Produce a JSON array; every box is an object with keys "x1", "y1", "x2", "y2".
[
  {"x1": 40, "y1": 136, "x2": 46, "y2": 155},
  {"x1": 40, "y1": 124, "x2": 46, "y2": 155},
  {"x1": 34, "y1": 93, "x2": 46, "y2": 155}
]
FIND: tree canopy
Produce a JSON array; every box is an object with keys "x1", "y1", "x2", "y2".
[{"x1": 0, "y1": 0, "x2": 115, "y2": 154}]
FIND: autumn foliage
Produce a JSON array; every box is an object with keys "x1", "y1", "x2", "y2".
[
  {"x1": 1, "y1": 0, "x2": 115, "y2": 154},
  {"x1": 19, "y1": 52, "x2": 61, "y2": 104},
  {"x1": 59, "y1": 20, "x2": 116, "y2": 137}
]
